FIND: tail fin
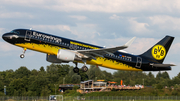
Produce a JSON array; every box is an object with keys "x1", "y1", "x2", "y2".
[{"x1": 140, "y1": 35, "x2": 174, "y2": 63}]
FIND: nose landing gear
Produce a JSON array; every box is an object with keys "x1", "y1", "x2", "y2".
[{"x1": 20, "y1": 48, "x2": 26, "y2": 58}]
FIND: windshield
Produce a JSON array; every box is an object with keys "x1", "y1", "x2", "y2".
[{"x1": 10, "y1": 30, "x2": 20, "y2": 34}]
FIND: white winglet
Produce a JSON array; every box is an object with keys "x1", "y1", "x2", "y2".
[{"x1": 124, "y1": 37, "x2": 136, "y2": 47}]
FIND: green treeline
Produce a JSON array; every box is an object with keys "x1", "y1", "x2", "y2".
[{"x1": 0, "y1": 64, "x2": 180, "y2": 96}]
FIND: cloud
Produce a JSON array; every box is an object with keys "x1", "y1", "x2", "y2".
[
  {"x1": 2, "y1": 0, "x2": 180, "y2": 13},
  {"x1": 149, "y1": 15, "x2": 180, "y2": 31},
  {"x1": 170, "y1": 42, "x2": 180, "y2": 55},
  {"x1": 31, "y1": 24, "x2": 84, "y2": 40},
  {"x1": 61, "y1": 23, "x2": 100, "y2": 40},
  {"x1": 83, "y1": 24, "x2": 97, "y2": 28},
  {"x1": 1, "y1": 0, "x2": 45, "y2": 6},
  {"x1": 128, "y1": 18, "x2": 152, "y2": 35},
  {"x1": 31, "y1": 25, "x2": 71, "y2": 32},
  {"x1": 126, "y1": 38, "x2": 157, "y2": 54},
  {"x1": 45, "y1": 0, "x2": 180, "y2": 13},
  {"x1": 30, "y1": 24, "x2": 100, "y2": 42},
  {"x1": 109, "y1": 14, "x2": 120, "y2": 20},
  {"x1": 0, "y1": 42, "x2": 19, "y2": 52},
  {"x1": 0, "y1": 12, "x2": 34, "y2": 19},
  {"x1": 69, "y1": 15, "x2": 87, "y2": 20},
  {"x1": 0, "y1": 28, "x2": 5, "y2": 35}
]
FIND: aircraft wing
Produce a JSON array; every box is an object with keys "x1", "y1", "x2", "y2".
[{"x1": 76, "y1": 37, "x2": 136, "y2": 59}]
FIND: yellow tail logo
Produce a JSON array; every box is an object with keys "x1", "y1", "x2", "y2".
[{"x1": 151, "y1": 45, "x2": 166, "y2": 60}]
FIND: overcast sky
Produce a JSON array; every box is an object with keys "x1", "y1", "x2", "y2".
[{"x1": 0, "y1": 0, "x2": 180, "y2": 78}]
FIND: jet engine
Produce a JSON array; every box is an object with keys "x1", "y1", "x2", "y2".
[
  {"x1": 46, "y1": 49, "x2": 81, "y2": 63},
  {"x1": 46, "y1": 54, "x2": 63, "y2": 63},
  {"x1": 57, "y1": 49, "x2": 76, "y2": 61}
]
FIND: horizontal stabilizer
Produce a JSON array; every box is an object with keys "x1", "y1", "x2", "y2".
[{"x1": 150, "y1": 63, "x2": 176, "y2": 67}]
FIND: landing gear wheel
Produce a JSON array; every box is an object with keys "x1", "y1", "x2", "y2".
[
  {"x1": 20, "y1": 48, "x2": 26, "y2": 58},
  {"x1": 81, "y1": 66, "x2": 88, "y2": 72},
  {"x1": 73, "y1": 67, "x2": 79, "y2": 73},
  {"x1": 20, "y1": 54, "x2": 25, "y2": 58}
]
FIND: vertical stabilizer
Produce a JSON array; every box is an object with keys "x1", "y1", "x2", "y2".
[{"x1": 140, "y1": 36, "x2": 174, "y2": 63}]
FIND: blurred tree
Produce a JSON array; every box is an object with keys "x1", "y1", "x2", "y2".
[
  {"x1": 101, "y1": 70, "x2": 113, "y2": 82},
  {"x1": 86, "y1": 65, "x2": 104, "y2": 81},
  {"x1": 146, "y1": 72, "x2": 156, "y2": 86},
  {"x1": 156, "y1": 71, "x2": 162, "y2": 80},
  {"x1": 28, "y1": 71, "x2": 49, "y2": 96},
  {"x1": 0, "y1": 80, "x2": 3, "y2": 92},
  {"x1": 78, "y1": 69, "x2": 89, "y2": 81},
  {"x1": 8, "y1": 78, "x2": 25, "y2": 96},
  {"x1": 57, "y1": 64, "x2": 70, "y2": 77},
  {"x1": 14, "y1": 66, "x2": 31, "y2": 78},
  {"x1": 65, "y1": 66, "x2": 81, "y2": 84},
  {"x1": 71, "y1": 74, "x2": 81, "y2": 84},
  {"x1": 31, "y1": 69, "x2": 39, "y2": 76},
  {"x1": 41, "y1": 86, "x2": 51, "y2": 96},
  {"x1": 161, "y1": 71, "x2": 170, "y2": 79},
  {"x1": 40, "y1": 66, "x2": 45, "y2": 72}
]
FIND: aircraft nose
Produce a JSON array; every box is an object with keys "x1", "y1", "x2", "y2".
[
  {"x1": 2, "y1": 33, "x2": 10, "y2": 41},
  {"x1": 2, "y1": 33, "x2": 8, "y2": 41}
]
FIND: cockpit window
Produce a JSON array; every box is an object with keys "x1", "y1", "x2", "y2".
[{"x1": 10, "y1": 30, "x2": 20, "y2": 34}]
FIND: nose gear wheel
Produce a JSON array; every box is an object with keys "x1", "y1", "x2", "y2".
[
  {"x1": 20, "y1": 48, "x2": 26, "y2": 58},
  {"x1": 20, "y1": 54, "x2": 25, "y2": 58}
]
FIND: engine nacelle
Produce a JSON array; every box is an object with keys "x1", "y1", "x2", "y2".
[
  {"x1": 46, "y1": 54, "x2": 63, "y2": 63},
  {"x1": 57, "y1": 49, "x2": 76, "y2": 62}
]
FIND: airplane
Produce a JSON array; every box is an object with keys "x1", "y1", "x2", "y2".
[{"x1": 2, "y1": 29, "x2": 175, "y2": 73}]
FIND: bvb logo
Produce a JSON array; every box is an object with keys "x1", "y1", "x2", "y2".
[{"x1": 151, "y1": 45, "x2": 166, "y2": 60}]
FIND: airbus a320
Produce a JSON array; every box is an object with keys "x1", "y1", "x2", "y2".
[{"x1": 2, "y1": 29, "x2": 175, "y2": 73}]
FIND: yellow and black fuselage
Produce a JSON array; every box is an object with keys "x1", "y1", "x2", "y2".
[{"x1": 2, "y1": 29, "x2": 174, "y2": 71}]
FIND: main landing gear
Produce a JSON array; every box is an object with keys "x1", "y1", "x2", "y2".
[
  {"x1": 73, "y1": 62, "x2": 79, "y2": 73},
  {"x1": 81, "y1": 65, "x2": 88, "y2": 72},
  {"x1": 20, "y1": 48, "x2": 26, "y2": 58},
  {"x1": 81, "y1": 59, "x2": 88, "y2": 72},
  {"x1": 73, "y1": 61, "x2": 88, "y2": 73}
]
